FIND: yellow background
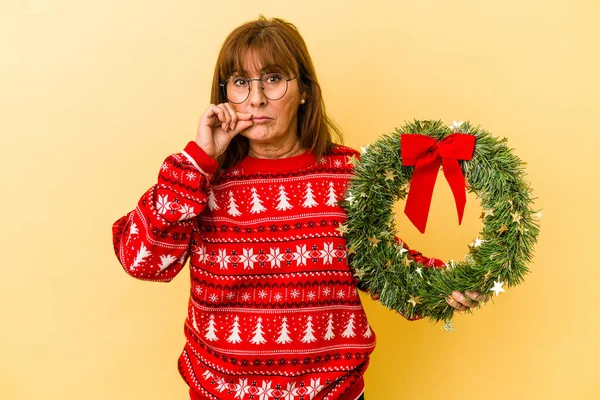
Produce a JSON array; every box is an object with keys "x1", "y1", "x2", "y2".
[{"x1": 1, "y1": 0, "x2": 598, "y2": 399}]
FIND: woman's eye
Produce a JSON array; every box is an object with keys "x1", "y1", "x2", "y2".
[
  {"x1": 266, "y1": 74, "x2": 282, "y2": 83},
  {"x1": 233, "y1": 78, "x2": 248, "y2": 86}
]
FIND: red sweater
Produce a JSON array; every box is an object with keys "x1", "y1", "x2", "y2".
[{"x1": 111, "y1": 141, "x2": 444, "y2": 400}]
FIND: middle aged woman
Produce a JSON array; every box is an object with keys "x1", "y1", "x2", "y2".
[{"x1": 111, "y1": 15, "x2": 489, "y2": 400}]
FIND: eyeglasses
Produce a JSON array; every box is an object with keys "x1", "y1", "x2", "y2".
[{"x1": 220, "y1": 73, "x2": 297, "y2": 104}]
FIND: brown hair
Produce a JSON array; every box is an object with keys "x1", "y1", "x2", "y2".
[{"x1": 210, "y1": 15, "x2": 344, "y2": 174}]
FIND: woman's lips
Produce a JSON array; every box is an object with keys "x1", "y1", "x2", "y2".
[{"x1": 252, "y1": 117, "x2": 272, "y2": 123}]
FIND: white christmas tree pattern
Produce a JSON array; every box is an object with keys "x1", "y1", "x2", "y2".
[
  {"x1": 204, "y1": 314, "x2": 218, "y2": 341},
  {"x1": 191, "y1": 308, "x2": 199, "y2": 332},
  {"x1": 207, "y1": 188, "x2": 220, "y2": 211},
  {"x1": 341, "y1": 313, "x2": 356, "y2": 338},
  {"x1": 250, "y1": 317, "x2": 267, "y2": 344},
  {"x1": 275, "y1": 185, "x2": 293, "y2": 211},
  {"x1": 127, "y1": 222, "x2": 138, "y2": 241},
  {"x1": 158, "y1": 254, "x2": 177, "y2": 271},
  {"x1": 323, "y1": 313, "x2": 335, "y2": 340},
  {"x1": 226, "y1": 315, "x2": 242, "y2": 344},
  {"x1": 326, "y1": 182, "x2": 338, "y2": 207},
  {"x1": 275, "y1": 316, "x2": 292, "y2": 344},
  {"x1": 178, "y1": 251, "x2": 187, "y2": 266},
  {"x1": 301, "y1": 315, "x2": 317, "y2": 343},
  {"x1": 363, "y1": 322, "x2": 373, "y2": 338},
  {"x1": 249, "y1": 187, "x2": 267, "y2": 214},
  {"x1": 227, "y1": 191, "x2": 242, "y2": 216},
  {"x1": 131, "y1": 243, "x2": 151, "y2": 270},
  {"x1": 302, "y1": 183, "x2": 318, "y2": 208}
]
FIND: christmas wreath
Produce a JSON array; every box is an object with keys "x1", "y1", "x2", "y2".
[{"x1": 341, "y1": 120, "x2": 541, "y2": 325}]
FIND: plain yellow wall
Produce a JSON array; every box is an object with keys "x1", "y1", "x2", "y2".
[{"x1": 1, "y1": 0, "x2": 599, "y2": 399}]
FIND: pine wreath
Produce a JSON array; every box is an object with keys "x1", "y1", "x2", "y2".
[{"x1": 342, "y1": 120, "x2": 541, "y2": 325}]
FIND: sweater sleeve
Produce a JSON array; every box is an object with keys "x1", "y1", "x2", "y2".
[{"x1": 111, "y1": 141, "x2": 218, "y2": 282}]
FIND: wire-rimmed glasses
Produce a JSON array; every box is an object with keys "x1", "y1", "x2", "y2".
[{"x1": 220, "y1": 73, "x2": 297, "y2": 104}]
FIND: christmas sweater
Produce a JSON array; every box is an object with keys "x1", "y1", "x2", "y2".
[{"x1": 111, "y1": 141, "x2": 445, "y2": 400}]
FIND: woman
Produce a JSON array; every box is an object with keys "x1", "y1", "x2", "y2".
[{"x1": 111, "y1": 16, "x2": 489, "y2": 400}]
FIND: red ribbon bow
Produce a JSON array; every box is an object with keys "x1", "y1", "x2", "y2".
[{"x1": 401, "y1": 133, "x2": 476, "y2": 233}]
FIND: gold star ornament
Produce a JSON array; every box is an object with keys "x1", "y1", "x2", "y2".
[
  {"x1": 480, "y1": 209, "x2": 494, "y2": 219},
  {"x1": 497, "y1": 224, "x2": 509, "y2": 235},
  {"x1": 368, "y1": 235, "x2": 381, "y2": 247},
  {"x1": 346, "y1": 154, "x2": 359, "y2": 166},
  {"x1": 408, "y1": 295, "x2": 421, "y2": 307},
  {"x1": 336, "y1": 224, "x2": 349, "y2": 235},
  {"x1": 354, "y1": 268, "x2": 366, "y2": 279},
  {"x1": 511, "y1": 212, "x2": 522, "y2": 224},
  {"x1": 483, "y1": 269, "x2": 492, "y2": 281}
]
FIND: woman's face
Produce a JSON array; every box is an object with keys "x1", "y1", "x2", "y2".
[{"x1": 229, "y1": 50, "x2": 304, "y2": 147}]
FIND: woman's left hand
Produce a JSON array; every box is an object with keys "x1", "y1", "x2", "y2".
[{"x1": 446, "y1": 290, "x2": 490, "y2": 312}]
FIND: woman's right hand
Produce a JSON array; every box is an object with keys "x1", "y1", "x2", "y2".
[{"x1": 196, "y1": 103, "x2": 254, "y2": 158}]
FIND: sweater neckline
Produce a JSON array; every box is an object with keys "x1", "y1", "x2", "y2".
[{"x1": 238, "y1": 149, "x2": 316, "y2": 174}]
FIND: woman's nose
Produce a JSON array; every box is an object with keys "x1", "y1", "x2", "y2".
[{"x1": 248, "y1": 80, "x2": 267, "y2": 106}]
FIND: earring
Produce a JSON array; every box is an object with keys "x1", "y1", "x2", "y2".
[{"x1": 300, "y1": 99, "x2": 306, "y2": 104}]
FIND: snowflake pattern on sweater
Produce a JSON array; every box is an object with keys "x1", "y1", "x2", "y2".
[{"x1": 112, "y1": 141, "x2": 438, "y2": 400}]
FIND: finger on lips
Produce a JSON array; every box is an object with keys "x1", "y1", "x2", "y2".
[{"x1": 238, "y1": 112, "x2": 253, "y2": 120}]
